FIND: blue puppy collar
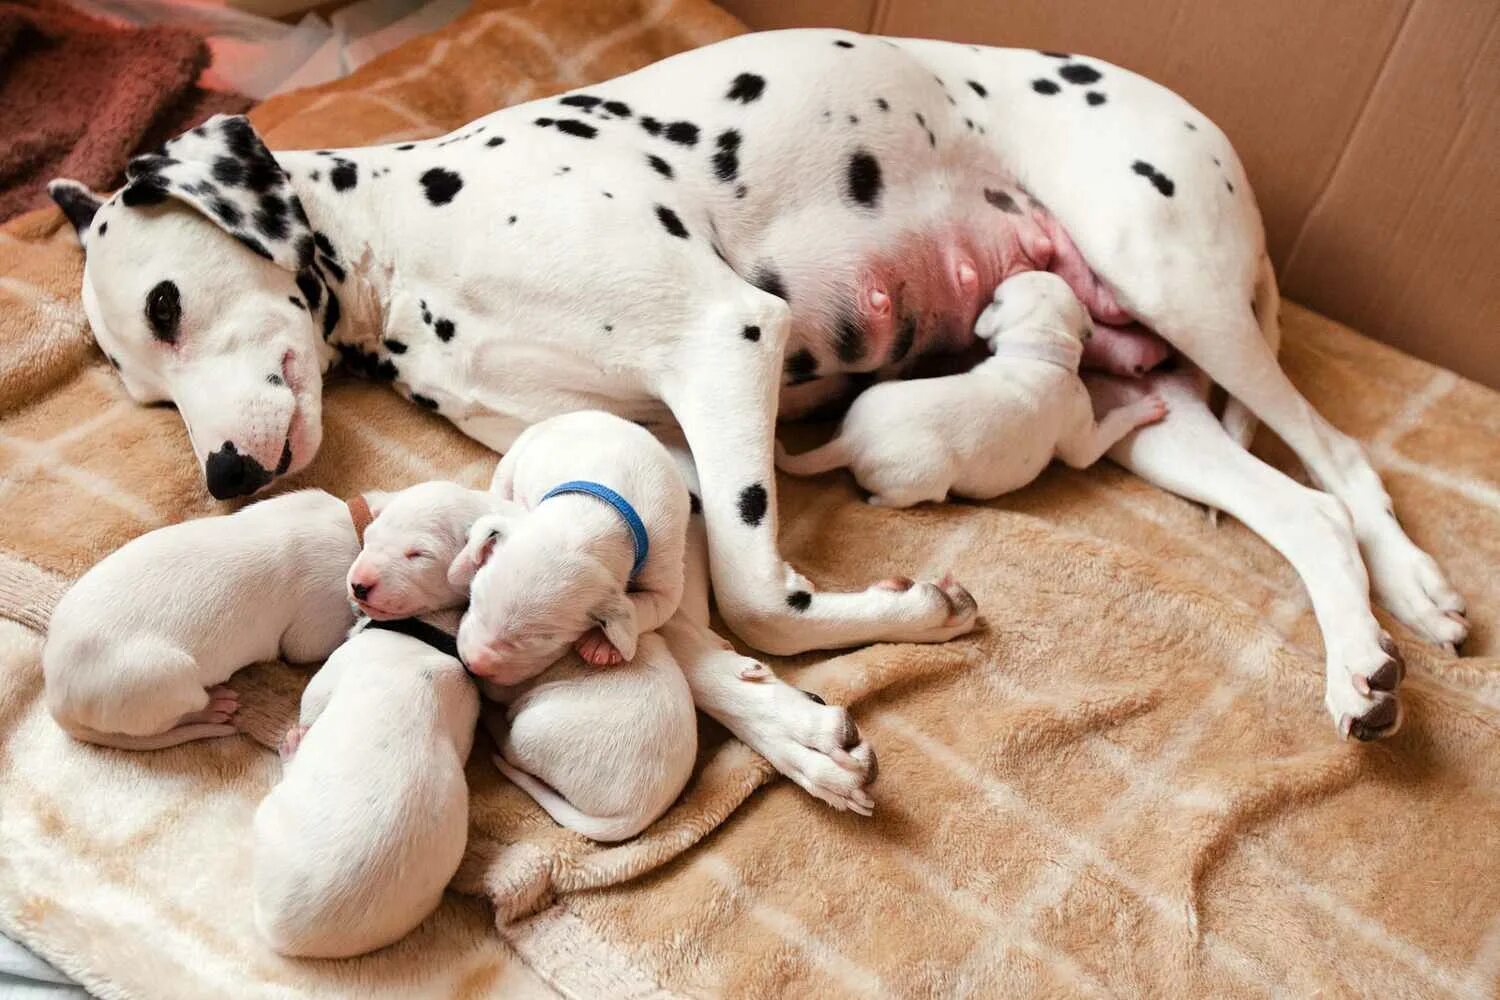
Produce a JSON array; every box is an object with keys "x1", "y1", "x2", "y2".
[{"x1": 540, "y1": 480, "x2": 649, "y2": 579}]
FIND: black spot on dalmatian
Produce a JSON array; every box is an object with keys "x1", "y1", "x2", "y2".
[
  {"x1": 412, "y1": 393, "x2": 440, "y2": 410},
  {"x1": 97, "y1": 221, "x2": 107, "y2": 236},
  {"x1": 1184, "y1": 121, "x2": 1198, "y2": 131},
  {"x1": 236, "y1": 233, "x2": 272, "y2": 261},
  {"x1": 1226, "y1": 179, "x2": 1235, "y2": 193},
  {"x1": 296, "y1": 271, "x2": 322, "y2": 309},
  {"x1": 1212, "y1": 156, "x2": 1221, "y2": 167},
  {"x1": 875, "y1": 97, "x2": 889, "y2": 112},
  {"x1": 727, "y1": 73, "x2": 765, "y2": 103},
  {"x1": 254, "y1": 193, "x2": 289, "y2": 240},
  {"x1": 212, "y1": 157, "x2": 245, "y2": 186},
  {"x1": 914, "y1": 112, "x2": 935, "y2": 147},
  {"x1": 121, "y1": 177, "x2": 168, "y2": 207},
  {"x1": 336, "y1": 342, "x2": 396, "y2": 381},
  {"x1": 211, "y1": 198, "x2": 242, "y2": 227},
  {"x1": 844, "y1": 150, "x2": 882, "y2": 209},
  {"x1": 647, "y1": 154, "x2": 673, "y2": 178},
  {"x1": 560, "y1": 94, "x2": 601, "y2": 109},
  {"x1": 738, "y1": 483, "x2": 768, "y2": 527},
  {"x1": 786, "y1": 590, "x2": 812, "y2": 611},
  {"x1": 664, "y1": 121, "x2": 699, "y2": 147},
  {"x1": 508, "y1": 214, "x2": 518, "y2": 224},
  {"x1": 741, "y1": 324, "x2": 761, "y2": 342},
  {"x1": 963, "y1": 117, "x2": 975, "y2": 131},
  {"x1": 891, "y1": 314, "x2": 917, "y2": 363},
  {"x1": 1032, "y1": 79, "x2": 1061, "y2": 95},
  {"x1": 603, "y1": 100, "x2": 631, "y2": 118},
  {"x1": 420, "y1": 168, "x2": 463, "y2": 205},
  {"x1": 834, "y1": 313, "x2": 866, "y2": 362},
  {"x1": 318, "y1": 254, "x2": 346, "y2": 283},
  {"x1": 330, "y1": 160, "x2": 358, "y2": 192},
  {"x1": 848, "y1": 114, "x2": 859, "y2": 125},
  {"x1": 713, "y1": 130, "x2": 741, "y2": 183},
  {"x1": 1058, "y1": 63, "x2": 1102, "y2": 85},
  {"x1": 752, "y1": 263, "x2": 788, "y2": 301},
  {"x1": 655, "y1": 204, "x2": 689, "y2": 239},
  {"x1": 396, "y1": 143, "x2": 416, "y2": 151},
  {"x1": 287, "y1": 296, "x2": 303, "y2": 310},
  {"x1": 322, "y1": 287, "x2": 341, "y2": 339},
  {"x1": 313, "y1": 232, "x2": 336, "y2": 258},
  {"x1": 603, "y1": 324, "x2": 614, "y2": 333},
  {"x1": 420, "y1": 300, "x2": 432, "y2": 324},
  {"x1": 735, "y1": 184, "x2": 748, "y2": 199},
  {"x1": 384, "y1": 338, "x2": 407, "y2": 353},
  {"x1": 984, "y1": 188, "x2": 1021, "y2": 214},
  {"x1": 434, "y1": 318, "x2": 455, "y2": 342},
  {"x1": 639, "y1": 116, "x2": 663, "y2": 136},
  {"x1": 486, "y1": 136, "x2": 506, "y2": 147},
  {"x1": 688, "y1": 492, "x2": 702, "y2": 516},
  {"x1": 833, "y1": 39, "x2": 854, "y2": 48},
  {"x1": 1131, "y1": 160, "x2": 1176, "y2": 197},
  {"x1": 967, "y1": 79, "x2": 988, "y2": 98},
  {"x1": 784, "y1": 348, "x2": 818, "y2": 384},
  {"x1": 1039, "y1": 50, "x2": 1070, "y2": 59},
  {"x1": 267, "y1": 372, "x2": 285, "y2": 386},
  {"x1": 555, "y1": 119, "x2": 597, "y2": 139},
  {"x1": 603, "y1": 191, "x2": 614, "y2": 198},
  {"x1": 1086, "y1": 91, "x2": 1107, "y2": 106}
]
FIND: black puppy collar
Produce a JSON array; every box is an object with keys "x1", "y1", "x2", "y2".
[{"x1": 362, "y1": 616, "x2": 461, "y2": 663}]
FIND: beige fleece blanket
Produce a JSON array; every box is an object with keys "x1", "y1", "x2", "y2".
[{"x1": 2, "y1": 1, "x2": 1498, "y2": 996}]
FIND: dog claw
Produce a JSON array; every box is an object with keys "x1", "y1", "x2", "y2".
[
  {"x1": 738, "y1": 662, "x2": 772, "y2": 682},
  {"x1": 1340, "y1": 697, "x2": 1403, "y2": 742}
]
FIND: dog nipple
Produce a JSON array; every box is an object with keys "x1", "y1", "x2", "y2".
[
  {"x1": 867, "y1": 285, "x2": 891, "y2": 317},
  {"x1": 955, "y1": 259, "x2": 978, "y2": 294}
]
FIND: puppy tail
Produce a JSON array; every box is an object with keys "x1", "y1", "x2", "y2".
[
  {"x1": 493, "y1": 757, "x2": 653, "y2": 843},
  {"x1": 773, "y1": 437, "x2": 851, "y2": 477}
]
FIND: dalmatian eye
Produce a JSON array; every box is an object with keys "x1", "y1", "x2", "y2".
[
  {"x1": 144, "y1": 280, "x2": 181, "y2": 343},
  {"x1": 404, "y1": 549, "x2": 427, "y2": 560}
]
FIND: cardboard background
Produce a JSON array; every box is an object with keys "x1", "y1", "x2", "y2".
[{"x1": 719, "y1": 0, "x2": 1500, "y2": 388}]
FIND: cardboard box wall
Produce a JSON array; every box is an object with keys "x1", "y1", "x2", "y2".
[{"x1": 720, "y1": 0, "x2": 1500, "y2": 388}]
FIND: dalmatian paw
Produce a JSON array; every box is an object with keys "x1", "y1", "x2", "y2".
[
  {"x1": 747, "y1": 684, "x2": 877, "y2": 816},
  {"x1": 1365, "y1": 536, "x2": 1468, "y2": 650},
  {"x1": 574, "y1": 628, "x2": 626, "y2": 666},
  {"x1": 1325, "y1": 633, "x2": 1406, "y2": 741},
  {"x1": 278, "y1": 723, "x2": 309, "y2": 762}
]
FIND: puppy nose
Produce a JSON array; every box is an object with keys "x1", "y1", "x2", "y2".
[
  {"x1": 204, "y1": 442, "x2": 270, "y2": 500},
  {"x1": 351, "y1": 582, "x2": 372, "y2": 600}
]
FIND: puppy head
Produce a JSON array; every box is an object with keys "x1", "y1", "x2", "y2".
[
  {"x1": 978, "y1": 271, "x2": 1092, "y2": 343},
  {"x1": 347, "y1": 482, "x2": 502, "y2": 619},
  {"x1": 452, "y1": 514, "x2": 634, "y2": 683},
  {"x1": 50, "y1": 115, "x2": 335, "y2": 501}
]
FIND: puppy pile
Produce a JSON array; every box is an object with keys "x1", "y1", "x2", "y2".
[{"x1": 41, "y1": 284, "x2": 1115, "y2": 957}]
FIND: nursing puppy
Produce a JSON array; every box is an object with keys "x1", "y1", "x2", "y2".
[
  {"x1": 452, "y1": 410, "x2": 690, "y2": 682},
  {"x1": 776, "y1": 272, "x2": 1169, "y2": 508},
  {"x1": 252, "y1": 618, "x2": 477, "y2": 958},
  {"x1": 43, "y1": 489, "x2": 358, "y2": 750},
  {"x1": 361, "y1": 483, "x2": 697, "y2": 842}
]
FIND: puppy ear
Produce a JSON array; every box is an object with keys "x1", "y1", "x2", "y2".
[
  {"x1": 447, "y1": 513, "x2": 510, "y2": 588},
  {"x1": 362, "y1": 490, "x2": 393, "y2": 520},
  {"x1": 48, "y1": 180, "x2": 103, "y2": 245},
  {"x1": 591, "y1": 592, "x2": 638, "y2": 663}
]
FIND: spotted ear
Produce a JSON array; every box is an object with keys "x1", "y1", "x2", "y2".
[
  {"x1": 119, "y1": 115, "x2": 314, "y2": 272},
  {"x1": 47, "y1": 180, "x2": 103, "y2": 245}
]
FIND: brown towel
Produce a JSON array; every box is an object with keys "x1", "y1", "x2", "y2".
[{"x1": 0, "y1": 0, "x2": 252, "y2": 222}]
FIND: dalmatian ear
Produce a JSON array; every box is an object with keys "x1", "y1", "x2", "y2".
[
  {"x1": 119, "y1": 114, "x2": 315, "y2": 272},
  {"x1": 47, "y1": 180, "x2": 104, "y2": 245}
]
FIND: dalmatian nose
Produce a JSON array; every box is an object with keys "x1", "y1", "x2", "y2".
[
  {"x1": 351, "y1": 582, "x2": 372, "y2": 601},
  {"x1": 204, "y1": 442, "x2": 271, "y2": 499}
]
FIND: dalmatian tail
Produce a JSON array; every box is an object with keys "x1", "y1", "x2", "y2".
[
  {"x1": 773, "y1": 437, "x2": 853, "y2": 478},
  {"x1": 492, "y1": 757, "x2": 651, "y2": 843},
  {"x1": 1220, "y1": 256, "x2": 1283, "y2": 450}
]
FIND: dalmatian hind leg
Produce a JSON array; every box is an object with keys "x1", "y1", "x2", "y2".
[{"x1": 655, "y1": 278, "x2": 977, "y2": 658}]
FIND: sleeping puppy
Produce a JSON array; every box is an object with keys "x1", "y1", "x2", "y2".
[
  {"x1": 345, "y1": 480, "x2": 500, "y2": 620},
  {"x1": 776, "y1": 272, "x2": 1169, "y2": 508},
  {"x1": 359, "y1": 485, "x2": 697, "y2": 842},
  {"x1": 43, "y1": 489, "x2": 359, "y2": 750},
  {"x1": 252, "y1": 617, "x2": 478, "y2": 958},
  {"x1": 452, "y1": 409, "x2": 690, "y2": 683}
]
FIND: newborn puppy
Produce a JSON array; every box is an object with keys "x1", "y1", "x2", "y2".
[
  {"x1": 368, "y1": 489, "x2": 697, "y2": 842},
  {"x1": 452, "y1": 409, "x2": 690, "y2": 683},
  {"x1": 43, "y1": 489, "x2": 359, "y2": 750},
  {"x1": 776, "y1": 271, "x2": 1169, "y2": 507},
  {"x1": 252, "y1": 618, "x2": 477, "y2": 958},
  {"x1": 345, "y1": 480, "x2": 500, "y2": 619}
]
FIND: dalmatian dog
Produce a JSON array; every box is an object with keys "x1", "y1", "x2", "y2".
[{"x1": 49, "y1": 29, "x2": 1468, "y2": 747}]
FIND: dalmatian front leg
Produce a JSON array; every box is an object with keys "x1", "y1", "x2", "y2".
[{"x1": 656, "y1": 291, "x2": 977, "y2": 656}]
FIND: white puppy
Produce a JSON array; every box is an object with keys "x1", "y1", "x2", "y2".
[
  {"x1": 345, "y1": 480, "x2": 500, "y2": 620},
  {"x1": 43, "y1": 489, "x2": 359, "y2": 750},
  {"x1": 776, "y1": 272, "x2": 1169, "y2": 508},
  {"x1": 364, "y1": 486, "x2": 697, "y2": 842},
  {"x1": 451, "y1": 410, "x2": 690, "y2": 683},
  {"x1": 252, "y1": 617, "x2": 478, "y2": 958}
]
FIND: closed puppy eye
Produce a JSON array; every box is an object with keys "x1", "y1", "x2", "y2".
[
  {"x1": 404, "y1": 549, "x2": 427, "y2": 560},
  {"x1": 144, "y1": 280, "x2": 181, "y2": 343}
]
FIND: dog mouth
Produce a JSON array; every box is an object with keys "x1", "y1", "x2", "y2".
[
  {"x1": 354, "y1": 597, "x2": 403, "y2": 620},
  {"x1": 276, "y1": 349, "x2": 304, "y2": 478}
]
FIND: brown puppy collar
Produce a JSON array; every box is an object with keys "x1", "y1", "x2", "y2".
[{"x1": 347, "y1": 494, "x2": 374, "y2": 544}]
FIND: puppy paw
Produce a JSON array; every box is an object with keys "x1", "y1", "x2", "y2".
[
  {"x1": 574, "y1": 629, "x2": 625, "y2": 666},
  {"x1": 1326, "y1": 632, "x2": 1407, "y2": 741},
  {"x1": 754, "y1": 685, "x2": 878, "y2": 815},
  {"x1": 1128, "y1": 393, "x2": 1169, "y2": 427}
]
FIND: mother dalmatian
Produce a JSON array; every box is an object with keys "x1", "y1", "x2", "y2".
[{"x1": 48, "y1": 30, "x2": 1469, "y2": 800}]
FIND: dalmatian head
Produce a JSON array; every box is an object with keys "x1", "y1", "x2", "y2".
[
  {"x1": 978, "y1": 270, "x2": 1094, "y2": 344},
  {"x1": 49, "y1": 115, "x2": 333, "y2": 500}
]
